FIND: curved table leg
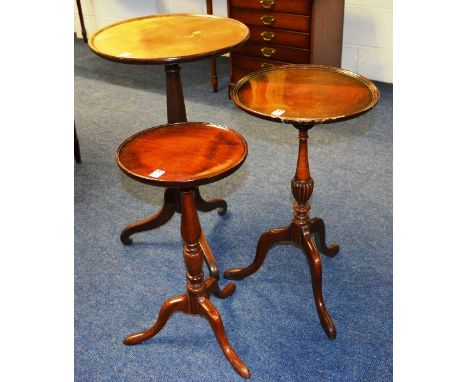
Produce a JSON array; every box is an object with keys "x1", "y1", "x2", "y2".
[
  {"x1": 224, "y1": 226, "x2": 290, "y2": 280},
  {"x1": 200, "y1": 231, "x2": 220, "y2": 280},
  {"x1": 301, "y1": 232, "x2": 336, "y2": 340},
  {"x1": 310, "y1": 217, "x2": 340, "y2": 257},
  {"x1": 120, "y1": 188, "x2": 177, "y2": 245},
  {"x1": 199, "y1": 298, "x2": 250, "y2": 379},
  {"x1": 204, "y1": 277, "x2": 236, "y2": 299},
  {"x1": 194, "y1": 188, "x2": 227, "y2": 215},
  {"x1": 123, "y1": 294, "x2": 189, "y2": 345}
]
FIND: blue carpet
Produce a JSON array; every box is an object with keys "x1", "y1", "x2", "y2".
[{"x1": 75, "y1": 38, "x2": 392, "y2": 381}]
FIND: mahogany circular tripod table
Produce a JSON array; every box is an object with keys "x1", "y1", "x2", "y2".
[
  {"x1": 88, "y1": 14, "x2": 250, "y2": 251},
  {"x1": 116, "y1": 122, "x2": 250, "y2": 378},
  {"x1": 224, "y1": 64, "x2": 380, "y2": 340}
]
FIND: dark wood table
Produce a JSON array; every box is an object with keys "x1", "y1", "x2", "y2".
[
  {"x1": 88, "y1": 14, "x2": 249, "y2": 257},
  {"x1": 117, "y1": 122, "x2": 250, "y2": 378},
  {"x1": 225, "y1": 64, "x2": 380, "y2": 339}
]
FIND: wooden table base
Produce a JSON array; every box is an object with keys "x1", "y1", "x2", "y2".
[
  {"x1": 224, "y1": 124, "x2": 339, "y2": 339},
  {"x1": 124, "y1": 189, "x2": 250, "y2": 379},
  {"x1": 120, "y1": 63, "x2": 227, "y2": 251},
  {"x1": 120, "y1": 187, "x2": 225, "y2": 279}
]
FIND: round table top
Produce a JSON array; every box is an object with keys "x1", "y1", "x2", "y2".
[
  {"x1": 231, "y1": 64, "x2": 380, "y2": 125},
  {"x1": 88, "y1": 13, "x2": 250, "y2": 64},
  {"x1": 116, "y1": 122, "x2": 248, "y2": 187}
]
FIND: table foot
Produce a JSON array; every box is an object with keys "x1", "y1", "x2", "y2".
[
  {"x1": 310, "y1": 217, "x2": 340, "y2": 257},
  {"x1": 199, "y1": 298, "x2": 251, "y2": 379},
  {"x1": 224, "y1": 226, "x2": 290, "y2": 280},
  {"x1": 195, "y1": 188, "x2": 227, "y2": 215},
  {"x1": 123, "y1": 294, "x2": 188, "y2": 345},
  {"x1": 205, "y1": 277, "x2": 236, "y2": 299},
  {"x1": 301, "y1": 232, "x2": 337, "y2": 339},
  {"x1": 120, "y1": 188, "x2": 177, "y2": 245}
]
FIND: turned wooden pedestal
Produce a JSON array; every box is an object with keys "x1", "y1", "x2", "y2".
[
  {"x1": 88, "y1": 14, "x2": 249, "y2": 245},
  {"x1": 116, "y1": 122, "x2": 250, "y2": 378},
  {"x1": 225, "y1": 64, "x2": 380, "y2": 339}
]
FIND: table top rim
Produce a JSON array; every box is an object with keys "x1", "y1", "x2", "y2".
[
  {"x1": 88, "y1": 13, "x2": 250, "y2": 65},
  {"x1": 116, "y1": 122, "x2": 248, "y2": 187},
  {"x1": 230, "y1": 64, "x2": 381, "y2": 126}
]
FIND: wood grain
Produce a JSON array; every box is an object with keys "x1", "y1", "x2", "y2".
[
  {"x1": 116, "y1": 122, "x2": 248, "y2": 187},
  {"x1": 231, "y1": 64, "x2": 380, "y2": 125},
  {"x1": 88, "y1": 14, "x2": 249, "y2": 64}
]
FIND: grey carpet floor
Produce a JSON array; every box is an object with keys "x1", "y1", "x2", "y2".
[{"x1": 75, "y1": 37, "x2": 392, "y2": 381}]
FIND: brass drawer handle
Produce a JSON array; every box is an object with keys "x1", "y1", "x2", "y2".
[
  {"x1": 260, "y1": 15, "x2": 275, "y2": 25},
  {"x1": 261, "y1": 31, "x2": 275, "y2": 41},
  {"x1": 260, "y1": 0, "x2": 275, "y2": 9},
  {"x1": 261, "y1": 62, "x2": 275, "y2": 69},
  {"x1": 261, "y1": 47, "x2": 276, "y2": 58}
]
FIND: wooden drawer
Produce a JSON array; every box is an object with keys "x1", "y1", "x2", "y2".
[
  {"x1": 230, "y1": 0, "x2": 311, "y2": 15},
  {"x1": 230, "y1": 9, "x2": 310, "y2": 33},
  {"x1": 235, "y1": 41, "x2": 310, "y2": 63},
  {"x1": 248, "y1": 26, "x2": 309, "y2": 49},
  {"x1": 231, "y1": 53, "x2": 289, "y2": 72}
]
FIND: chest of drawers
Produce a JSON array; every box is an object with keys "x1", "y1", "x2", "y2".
[{"x1": 228, "y1": 0, "x2": 345, "y2": 89}]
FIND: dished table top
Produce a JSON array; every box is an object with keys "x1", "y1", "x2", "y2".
[
  {"x1": 231, "y1": 64, "x2": 380, "y2": 125},
  {"x1": 116, "y1": 122, "x2": 248, "y2": 188},
  {"x1": 88, "y1": 13, "x2": 250, "y2": 64}
]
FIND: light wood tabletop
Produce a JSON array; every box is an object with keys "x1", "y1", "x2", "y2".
[{"x1": 88, "y1": 13, "x2": 250, "y2": 64}]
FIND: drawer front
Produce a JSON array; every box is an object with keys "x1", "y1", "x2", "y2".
[
  {"x1": 235, "y1": 41, "x2": 310, "y2": 63},
  {"x1": 230, "y1": 9, "x2": 310, "y2": 33},
  {"x1": 248, "y1": 26, "x2": 309, "y2": 49},
  {"x1": 231, "y1": 53, "x2": 290, "y2": 72},
  {"x1": 229, "y1": 0, "x2": 311, "y2": 15}
]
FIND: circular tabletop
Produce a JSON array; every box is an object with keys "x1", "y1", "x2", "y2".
[
  {"x1": 231, "y1": 64, "x2": 380, "y2": 125},
  {"x1": 116, "y1": 122, "x2": 248, "y2": 187},
  {"x1": 88, "y1": 14, "x2": 250, "y2": 64}
]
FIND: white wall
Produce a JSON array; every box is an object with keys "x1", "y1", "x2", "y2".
[{"x1": 75, "y1": 0, "x2": 392, "y2": 83}]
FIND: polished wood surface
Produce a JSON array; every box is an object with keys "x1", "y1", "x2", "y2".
[
  {"x1": 123, "y1": 189, "x2": 250, "y2": 378},
  {"x1": 117, "y1": 122, "x2": 247, "y2": 188},
  {"x1": 88, "y1": 14, "x2": 249, "y2": 64},
  {"x1": 205, "y1": 0, "x2": 219, "y2": 92},
  {"x1": 231, "y1": 64, "x2": 380, "y2": 125},
  {"x1": 225, "y1": 65, "x2": 380, "y2": 340},
  {"x1": 225, "y1": 125, "x2": 338, "y2": 339},
  {"x1": 118, "y1": 123, "x2": 250, "y2": 377}
]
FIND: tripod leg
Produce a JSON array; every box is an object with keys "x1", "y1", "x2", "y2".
[
  {"x1": 120, "y1": 188, "x2": 177, "y2": 245},
  {"x1": 194, "y1": 188, "x2": 227, "y2": 215},
  {"x1": 204, "y1": 278, "x2": 236, "y2": 299},
  {"x1": 200, "y1": 231, "x2": 219, "y2": 280},
  {"x1": 301, "y1": 233, "x2": 336, "y2": 340},
  {"x1": 199, "y1": 298, "x2": 250, "y2": 379},
  {"x1": 310, "y1": 217, "x2": 339, "y2": 257},
  {"x1": 224, "y1": 226, "x2": 290, "y2": 280},
  {"x1": 123, "y1": 294, "x2": 189, "y2": 345}
]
